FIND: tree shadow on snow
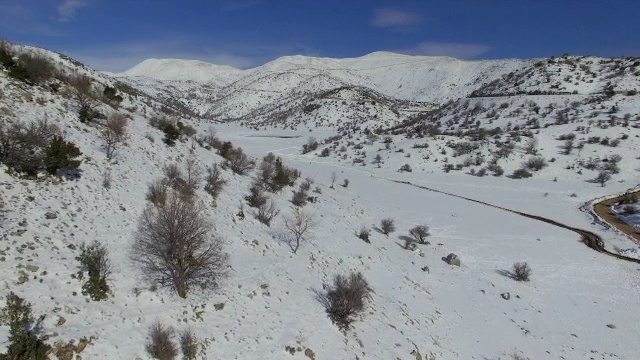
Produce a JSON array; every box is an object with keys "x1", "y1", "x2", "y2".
[{"x1": 495, "y1": 269, "x2": 517, "y2": 280}]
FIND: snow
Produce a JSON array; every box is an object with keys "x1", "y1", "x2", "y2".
[{"x1": 1, "y1": 46, "x2": 640, "y2": 360}]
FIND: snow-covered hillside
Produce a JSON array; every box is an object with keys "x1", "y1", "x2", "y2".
[{"x1": 1, "y1": 42, "x2": 640, "y2": 360}]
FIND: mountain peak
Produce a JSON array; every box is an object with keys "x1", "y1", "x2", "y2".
[{"x1": 122, "y1": 58, "x2": 240, "y2": 82}]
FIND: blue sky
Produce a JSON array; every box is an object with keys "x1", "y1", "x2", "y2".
[{"x1": 0, "y1": 0, "x2": 638, "y2": 72}]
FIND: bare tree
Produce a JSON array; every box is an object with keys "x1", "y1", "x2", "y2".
[
  {"x1": 595, "y1": 170, "x2": 611, "y2": 187},
  {"x1": 68, "y1": 74, "x2": 94, "y2": 108},
  {"x1": 181, "y1": 157, "x2": 203, "y2": 198},
  {"x1": 254, "y1": 198, "x2": 280, "y2": 226},
  {"x1": 330, "y1": 171, "x2": 337, "y2": 189},
  {"x1": 409, "y1": 224, "x2": 430, "y2": 244},
  {"x1": 380, "y1": 218, "x2": 395, "y2": 236},
  {"x1": 524, "y1": 137, "x2": 538, "y2": 155},
  {"x1": 132, "y1": 193, "x2": 229, "y2": 298},
  {"x1": 282, "y1": 208, "x2": 316, "y2": 254},
  {"x1": 101, "y1": 113, "x2": 128, "y2": 160}
]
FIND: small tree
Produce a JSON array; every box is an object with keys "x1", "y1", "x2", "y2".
[
  {"x1": 102, "y1": 113, "x2": 128, "y2": 160},
  {"x1": 342, "y1": 178, "x2": 350, "y2": 188},
  {"x1": 132, "y1": 193, "x2": 229, "y2": 298},
  {"x1": 380, "y1": 218, "x2": 395, "y2": 236},
  {"x1": 409, "y1": 224, "x2": 430, "y2": 244},
  {"x1": 595, "y1": 170, "x2": 611, "y2": 187},
  {"x1": 317, "y1": 272, "x2": 372, "y2": 330},
  {"x1": 146, "y1": 321, "x2": 178, "y2": 360},
  {"x1": 283, "y1": 208, "x2": 316, "y2": 254},
  {"x1": 76, "y1": 241, "x2": 112, "y2": 301},
  {"x1": 0, "y1": 293, "x2": 50, "y2": 359},
  {"x1": 512, "y1": 262, "x2": 532, "y2": 281}
]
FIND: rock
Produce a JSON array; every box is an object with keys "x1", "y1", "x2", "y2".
[
  {"x1": 44, "y1": 212, "x2": 57, "y2": 220},
  {"x1": 606, "y1": 324, "x2": 616, "y2": 329},
  {"x1": 56, "y1": 316, "x2": 66, "y2": 326},
  {"x1": 304, "y1": 348, "x2": 316, "y2": 360},
  {"x1": 214, "y1": 302, "x2": 225, "y2": 310},
  {"x1": 442, "y1": 253, "x2": 461, "y2": 266},
  {"x1": 25, "y1": 264, "x2": 39, "y2": 272},
  {"x1": 76, "y1": 337, "x2": 89, "y2": 353},
  {"x1": 501, "y1": 292, "x2": 511, "y2": 300},
  {"x1": 17, "y1": 271, "x2": 29, "y2": 284}
]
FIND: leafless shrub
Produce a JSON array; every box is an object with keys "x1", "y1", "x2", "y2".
[
  {"x1": 146, "y1": 178, "x2": 169, "y2": 206},
  {"x1": 342, "y1": 178, "x2": 350, "y2": 188},
  {"x1": 512, "y1": 262, "x2": 532, "y2": 281},
  {"x1": 164, "y1": 163, "x2": 183, "y2": 185},
  {"x1": 291, "y1": 189, "x2": 308, "y2": 207},
  {"x1": 316, "y1": 272, "x2": 372, "y2": 329},
  {"x1": 146, "y1": 321, "x2": 178, "y2": 360},
  {"x1": 204, "y1": 163, "x2": 225, "y2": 202},
  {"x1": 358, "y1": 227, "x2": 370, "y2": 243},
  {"x1": 224, "y1": 148, "x2": 255, "y2": 175},
  {"x1": 283, "y1": 208, "x2": 316, "y2": 254},
  {"x1": 102, "y1": 171, "x2": 112, "y2": 189},
  {"x1": 380, "y1": 218, "x2": 395, "y2": 235},
  {"x1": 132, "y1": 192, "x2": 229, "y2": 297},
  {"x1": 102, "y1": 113, "x2": 128, "y2": 160},
  {"x1": 409, "y1": 225, "x2": 430, "y2": 244},
  {"x1": 179, "y1": 328, "x2": 198, "y2": 360},
  {"x1": 19, "y1": 53, "x2": 56, "y2": 84},
  {"x1": 523, "y1": 156, "x2": 547, "y2": 171},
  {"x1": 145, "y1": 132, "x2": 155, "y2": 143},
  {"x1": 254, "y1": 199, "x2": 280, "y2": 226},
  {"x1": 300, "y1": 177, "x2": 313, "y2": 192}
]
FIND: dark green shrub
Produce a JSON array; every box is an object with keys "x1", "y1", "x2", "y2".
[
  {"x1": 44, "y1": 135, "x2": 82, "y2": 175},
  {"x1": 76, "y1": 241, "x2": 112, "y2": 301},
  {"x1": 510, "y1": 168, "x2": 532, "y2": 179},
  {"x1": 0, "y1": 293, "x2": 50, "y2": 360}
]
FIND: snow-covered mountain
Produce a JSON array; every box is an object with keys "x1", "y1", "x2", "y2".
[
  {"x1": 124, "y1": 58, "x2": 241, "y2": 84},
  {"x1": 116, "y1": 52, "x2": 529, "y2": 127}
]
